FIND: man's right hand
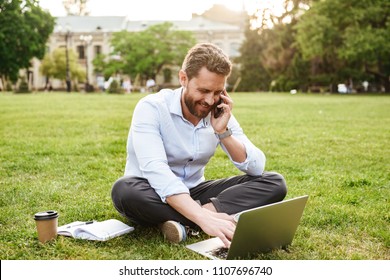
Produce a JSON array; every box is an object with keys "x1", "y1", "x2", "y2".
[
  {"x1": 166, "y1": 193, "x2": 236, "y2": 248},
  {"x1": 197, "y1": 209, "x2": 236, "y2": 248}
]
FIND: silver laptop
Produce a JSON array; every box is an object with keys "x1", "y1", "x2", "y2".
[{"x1": 186, "y1": 195, "x2": 309, "y2": 260}]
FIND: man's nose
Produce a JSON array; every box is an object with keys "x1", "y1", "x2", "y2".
[{"x1": 205, "y1": 93, "x2": 215, "y2": 105}]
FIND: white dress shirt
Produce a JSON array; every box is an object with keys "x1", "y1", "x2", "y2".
[{"x1": 125, "y1": 88, "x2": 266, "y2": 202}]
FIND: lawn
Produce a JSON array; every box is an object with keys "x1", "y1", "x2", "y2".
[{"x1": 0, "y1": 92, "x2": 389, "y2": 260}]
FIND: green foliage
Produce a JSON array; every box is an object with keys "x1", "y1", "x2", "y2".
[
  {"x1": 40, "y1": 48, "x2": 85, "y2": 84},
  {"x1": 236, "y1": 26, "x2": 271, "y2": 91},
  {"x1": 238, "y1": 0, "x2": 389, "y2": 92},
  {"x1": 92, "y1": 53, "x2": 122, "y2": 80},
  {"x1": 0, "y1": 0, "x2": 55, "y2": 82},
  {"x1": 0, "y1": 92, "x2": 389, "y2": 260},
  {"x1": 238, "y1": 2, "x2": 311, "y2": 92},
  {"x1": 109, "y1": 22, "x2": 196, "y2": 79},
  {"x1": 107, "y1": 79, "x2": 122, "y2": 94},
  {"x1": 295, "y1": 0, "x2": 390, "y2": 90},
  {"x1": 5, "y1": 82, "x2": 13, "y2": 91},
  {"x1": 15, "y1": 76, "x2": 30, "y2": 93},
  {"x1": 91, "y1": 54, "x2": 106, "y2": 77}
]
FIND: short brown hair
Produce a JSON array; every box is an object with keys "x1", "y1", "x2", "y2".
[{"x1": 182, "y1": 43, "x2": 232, "y2": 80}]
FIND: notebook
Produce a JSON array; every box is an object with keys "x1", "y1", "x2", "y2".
[
  {"x1": 57, "y1": 219, "x2": 134, "y2": 241},
  {"x1": 186, "y1": 195, "x2": 309, "y2": 260}
]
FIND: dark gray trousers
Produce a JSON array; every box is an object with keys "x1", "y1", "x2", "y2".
[{"x1": 111, "y1": 172, "x2": 287, "y2": 228}]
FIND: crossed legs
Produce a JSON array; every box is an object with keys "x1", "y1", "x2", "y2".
[{"x1": 111, "y1": 172, "x2": 287, "y2": 229}]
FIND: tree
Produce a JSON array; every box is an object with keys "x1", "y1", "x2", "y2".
[
  {"x1": 92, "y1": 53, "x2": 123, "y2": 81},
  {"x1": 108, "y1": 22, "x2": 196, "y2": 82},
  {"x1": 62, "y1": 0, "x2": 89, "y2": 16},
  {"x1": 40, "y1": 48, "x2": 85, "y2": 89},
  {"x1": 236, "y1": 23, "x2": 271, "y2": 91},
  {"x1": 295, "y1": 0, "x2": 390, "y2": 92},
  {"x1": 237, "y1": 0, "x2": 312, "y2": 92},
  {"x1": 0, "y1": 0, "x2": 55, "y2": 84}
]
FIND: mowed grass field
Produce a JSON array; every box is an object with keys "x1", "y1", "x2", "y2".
[{"x1": 0, "y1": 92, "x2": 389, "y2": 260}]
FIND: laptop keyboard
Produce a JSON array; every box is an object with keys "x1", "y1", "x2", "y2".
[{"x1": 209, "y1": 247, "x2": 229, "y2": 259}]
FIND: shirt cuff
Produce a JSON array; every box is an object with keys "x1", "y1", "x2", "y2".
[
  {"x1": 157, "y1": 184, "x2": 190, "y2": 203},
  {"x1": 231, "y1": 144, "x2": 265, "y2": 176}
]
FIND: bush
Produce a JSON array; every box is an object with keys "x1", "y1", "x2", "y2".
[
  {"x1": 86, "y1": 84, "x2": 95, "y2": 93},
  {"x1": 108, "y1": 79, "x2": 122, "y2": 94},
  {"x1": 6, "y1": 82, "x2": 13, "y2": 92},
  {"x1": 15, "y1": 77, "x2": 31, "y2": 94}
]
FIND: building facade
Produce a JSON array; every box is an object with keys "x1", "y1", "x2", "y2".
[{"x1": 32, "y1": 14, "x2": 245, "y2": 91}]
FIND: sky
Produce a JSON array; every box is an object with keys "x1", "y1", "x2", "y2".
[{"x1": 39, "y1": 0, "x2": 261, "y2": 20}]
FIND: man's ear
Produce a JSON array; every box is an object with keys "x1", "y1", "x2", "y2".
[{"x1": 179, "y1": 70, "x2": 187, "y2": 87}]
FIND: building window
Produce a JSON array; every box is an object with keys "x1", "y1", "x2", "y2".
[
  {"x1": 94, "y1": 45, "x2": 102, "y2": 56},
  {"x1": 77, "y1": 45, "x2": 85, "y2": 59}
]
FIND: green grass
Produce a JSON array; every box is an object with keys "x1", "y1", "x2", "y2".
[{"x1": 0, "y1": 92, "x2": 389, "y2": 260}]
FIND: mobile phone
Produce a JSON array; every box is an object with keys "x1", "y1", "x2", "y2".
[{"x1": 214, "y1": 96, "x2": 224, "y2": 118}]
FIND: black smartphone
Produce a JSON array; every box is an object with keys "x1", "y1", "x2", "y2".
[{"x1": 214, "y1": 96, "x2": 224, "y2": 118}]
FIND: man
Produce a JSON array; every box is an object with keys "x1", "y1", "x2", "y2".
[
  {"x1": 111, "y1": 43, "x2": 287, "y2": 248},
  {"x1": 146, "y1": 78, "x2": 156, "y2": 92}
]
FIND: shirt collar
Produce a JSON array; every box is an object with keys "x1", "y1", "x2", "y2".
[
  {"x1": 170, "y1": 87, "x2": 211, "y2": 128},
  {"x1": 169, "y1": 88, "x2": 184, "y2": 117}
]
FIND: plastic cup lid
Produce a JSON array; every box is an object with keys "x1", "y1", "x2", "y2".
[{"x1": 34, "y1": 210, "x2": 59, "y2": 220}]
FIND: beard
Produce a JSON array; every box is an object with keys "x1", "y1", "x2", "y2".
[{"x1": 183, "y1": 90, "x2": 215, "y2": 119}]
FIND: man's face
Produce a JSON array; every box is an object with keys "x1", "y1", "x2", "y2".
[{"x1": 180, "y1": 67, "x2": 226, "y2": 120}]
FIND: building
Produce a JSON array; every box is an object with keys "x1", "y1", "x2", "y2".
[{"x1": 32, "y1": 11, "x2": 246, "y2": 91}]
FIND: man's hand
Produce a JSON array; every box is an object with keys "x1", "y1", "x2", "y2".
[
  {"x1": 211, "y1": 90, "x2": 233, "y2": 134},
  {"x1": 209, "y1": 90, "x2": 247, "y2": 163},
  {"x1": 166, "y1": 193, "x2": 236, "y2": 248},
  {"x1": 198, "y1": 208, "x2": 236, "y2": 247}
]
